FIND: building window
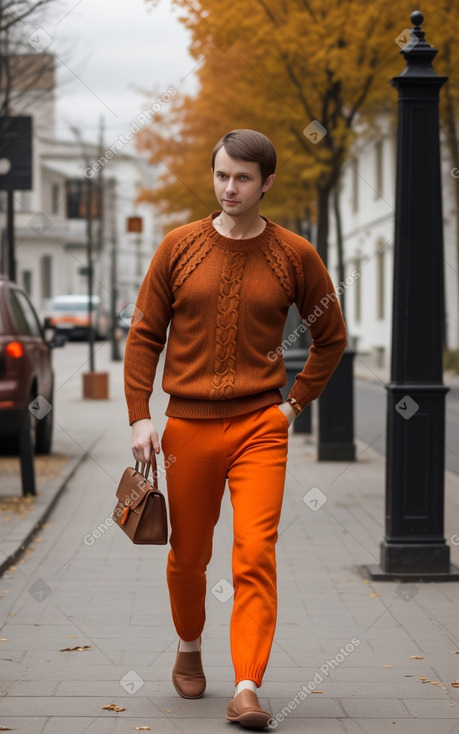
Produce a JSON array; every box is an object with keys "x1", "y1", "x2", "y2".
[
  {"x1": 66, "y1": 179, "x2": 85, "y2": 219},
  {"x1": 22, "y1": 270, "x2": 32, "y2": 296},
  {"x1": 51, "y1": 183, "x2": 60, "y2": 215},
  {"x1": 376, "y1": 245, "x2": 385, "y2": 319},
  {"x1": 66, "y1": 179, "x2": 99, "y2": 219},
  {"x1": 17, "y1": 191, "x2": 31, "y2": 212},
  {"x1": 41, "y1": 255, "x2": 52, "y2": 299},
  {"x1": 352, "y1": 159, "x2": 359, "y2": 214},
  {"x1": 375, "y1": 140, "x2": 383, "y2": 197},
  {"x1": 354, "y1": 259, "x2": 361, "y2": 323}
]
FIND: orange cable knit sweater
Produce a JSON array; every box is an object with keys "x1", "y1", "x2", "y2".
[{"x1": 124, "y1": 212, "x2": 347, "y2": 424}]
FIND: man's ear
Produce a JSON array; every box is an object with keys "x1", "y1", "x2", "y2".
[{"x1": 262, "y1": 173, "x2": 275, "y2": 193}]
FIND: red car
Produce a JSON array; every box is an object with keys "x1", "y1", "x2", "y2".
[{"x1": 0, "y1": 276, "x2": 64, "y2": 455}]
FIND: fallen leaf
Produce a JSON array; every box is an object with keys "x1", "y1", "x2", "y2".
[
  {"x1": 404, "y1": 675, "x2": 414, "y2": 677},
  {"x1": 59, "y1": 645, "x2": 91, "y2": 652},
  {"x1": 0, "y1": 727, "x2": 15, "y2": 730},
  {"x1": 418, "y1": 676, "x2": 428, "y2": 680},
  {"x1": 0, "y1": 638, "x2": 8, "y2": 641},
  {"x1": 364, "y1": 579, "x2": 370, "y2": 585},
  {"x1": 311, "y1": 690, "x2": 323, "y2": 694},
  {"x1": 368, "y1": 593, "x2": 381, "y2": 597},
  {"x1": 34, "y1": 538, "x2": 43, "y2": 543},
  {"x1": 410, "y1": 656, "x2": 424, "y2": 660},
  {"x1": 66, "y1": 635, "x2": 77, "y2": 639},
  {"x1": 431, "y1": 681, "x2": 444, "y2": 686},
  {"x1": 166, "y1": 709, "x2": 173, "y2": 712},
  {"x1": 451, "y1": 681, "x2": 459, "y2": 688},
  {"x1": 384, "y1": 665, "x2": 395, "y2": 668},
  {"x1": 135, "y1": 728, "x2": 151, "y2": 731},
  {"x1": 102, "y1": 703, "x2": 125, "y2": 712},
  {"x1": 8, "y1": 567, "x2": 16, "y2": 571}
]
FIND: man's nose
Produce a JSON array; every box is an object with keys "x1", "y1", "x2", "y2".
[{"x1": 225, "y1": 178, "x2": 237, "y2": 193}]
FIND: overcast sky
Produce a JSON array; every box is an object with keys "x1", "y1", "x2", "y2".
[{"x1": 34, "y1": 0, "x2": 196, "y2": 146}]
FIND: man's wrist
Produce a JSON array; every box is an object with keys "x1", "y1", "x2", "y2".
[
  {"x1": 282, "y1": 402, "x2": 297, "y2": 422},
  {"x1": 285, "y1": 397, "x2": 302, "y2": 416}
]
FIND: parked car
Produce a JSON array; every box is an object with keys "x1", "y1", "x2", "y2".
[
  {"x1": 45, "y1": 294, "x2": 108, "y2": 340},
  {"x1": 0, "y1": 276, "x2": 64, "y2": 455}
]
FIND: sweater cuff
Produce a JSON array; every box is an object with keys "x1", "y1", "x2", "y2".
[{"x1": 128, "y1": 400, "x2": 151, "y2": 426}]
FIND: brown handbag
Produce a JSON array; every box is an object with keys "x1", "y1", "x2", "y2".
[{"x1": 112, "y1": 457, "x2": 168, "y2": 544}]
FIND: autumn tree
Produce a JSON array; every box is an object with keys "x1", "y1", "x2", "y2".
[{"x1": 139, "y1": 0, "x2": 458, "y2": 278}]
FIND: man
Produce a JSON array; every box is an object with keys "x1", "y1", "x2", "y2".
[{"x1": 124, "y1": 129, "x2": 346, "y2": 729}]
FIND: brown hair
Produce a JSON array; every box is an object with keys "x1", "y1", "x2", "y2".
[{"x1": 211, "y1": 129, "x2": 277, "y2": 182}]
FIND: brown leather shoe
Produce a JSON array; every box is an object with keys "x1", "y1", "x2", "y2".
[
  {"x1": 226, "y1": 689, "x2": 272, "y2": 729},
  {"x1": 172, "y1": 642, "x2": 206, "y2": 699}
]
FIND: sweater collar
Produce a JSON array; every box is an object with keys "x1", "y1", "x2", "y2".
[{"x1": 202, "y1": 211, "x2": 275, "y2": 251}]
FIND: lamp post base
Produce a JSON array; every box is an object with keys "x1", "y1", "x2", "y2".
[
  {"x1": 360, "y1": 563, "x2": 459, "y2": 582},
  {"x1": 380, "y1": 540, "x2": 450, "y2": 574},
  {"x1": 360, "y1": 539, "x2": 459, "y2": 581}
]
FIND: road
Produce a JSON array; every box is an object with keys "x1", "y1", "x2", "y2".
[{"x1": 355, "y1": 379, "x2": 459, "y2": 476}]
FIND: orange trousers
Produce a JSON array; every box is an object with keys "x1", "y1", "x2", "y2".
[{"x1": 161, "y1": 404, "x2": 289, "y2": 687}]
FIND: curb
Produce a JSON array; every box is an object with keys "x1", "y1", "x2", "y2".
[{"x1": 0, "y1": 451, "x2": 87, "y2": 577}]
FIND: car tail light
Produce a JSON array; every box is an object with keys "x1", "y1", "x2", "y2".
[{"x1": 6, "y1": 341, "x2": 24, "y2": 358}]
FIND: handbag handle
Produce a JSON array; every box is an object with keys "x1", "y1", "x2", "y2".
[{"x1": 134, "y1": 452, "x2": 158, "y2": 489}]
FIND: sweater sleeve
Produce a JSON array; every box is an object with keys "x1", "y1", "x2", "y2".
[
  {"x1": 123, "y1": 237, "x2": 174, "y2": 425},
  {"x1": 288, "y1": 242, "x2": 347, "y2": 409}
]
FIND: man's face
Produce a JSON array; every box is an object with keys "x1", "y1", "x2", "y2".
[{"x1": 213, "y1": 146, "x2": 274, "y2": 218}]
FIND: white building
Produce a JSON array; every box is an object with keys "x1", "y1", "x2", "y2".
[
  {"x1": 329, "y1": 115, "x2": 459, "y2": 366},
  {"x1": 0, "y1": 54, "x2": 159, "y2": 323}
]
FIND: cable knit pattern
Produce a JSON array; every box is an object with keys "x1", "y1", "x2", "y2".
[
  {"x1": 210, "y1": 250, "x2": 246, "y2": 398},
  {"x1": 261, "y1": 241, "x2": 294, "y2": 301},
  {"x1": 280, "y1": 238, "x2": 304, "y2": 288},
  {"x1": 170, "y1": 232, "x2": 214, "y2": 292},
  {"x1": 124, "y1": 212, "x2": 347, "y2": 423}
]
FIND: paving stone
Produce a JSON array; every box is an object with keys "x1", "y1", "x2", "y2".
[
  {"x1": 342, "y1": 721, "x2": 459, "y2": 734},
  {"x1": 403, "y1": 698, "x2": 459, "y2": 717},
  {"x1": 0, "y1": 718, "x2": 48, "y2": 734},
  {"x1": 339, "y1": 697, "x2": 409, "y2": 717}
]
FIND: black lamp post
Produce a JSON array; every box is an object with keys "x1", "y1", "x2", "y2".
[{"x1": 364, "y1": 12, "x2": 459, "y2": 581}]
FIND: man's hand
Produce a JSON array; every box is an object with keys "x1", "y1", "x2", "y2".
[
  {"x1": 131, "y1": 418, "x2": 160, "y2": 464},
  {"x1": 277, "y1": 401, "x2": 296, "y2": 426}
]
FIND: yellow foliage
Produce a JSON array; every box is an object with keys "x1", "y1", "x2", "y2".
[{"x1": 140, "y1": 0, "x2": 459, "y2": 232}]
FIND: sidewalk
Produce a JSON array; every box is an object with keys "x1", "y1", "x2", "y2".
[
  {"x1": 1, "y1": 342, "x2": 459, "y2": 733},
  {"x1": 354, "y1": 351, "x2": 459, "y2": 388}
]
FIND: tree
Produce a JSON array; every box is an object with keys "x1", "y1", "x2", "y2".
[
  {"x1": 139, "y1": 0, "x2": 458, "y2": 278},
  {"x1": 0, "y1": 1, "x2": 57, "y2": 118}
]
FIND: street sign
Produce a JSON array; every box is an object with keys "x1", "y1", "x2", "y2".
[
  {"x1": 127, "y1": 216, "x2": 142, "y2": 233},
  {"x1": 0, "y1": 116, "x2": 32, "y2": 190}
]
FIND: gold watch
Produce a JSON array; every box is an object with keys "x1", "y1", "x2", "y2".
[{"x1": 286, "y1": 397, "x2": 302, "y2": 416}]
